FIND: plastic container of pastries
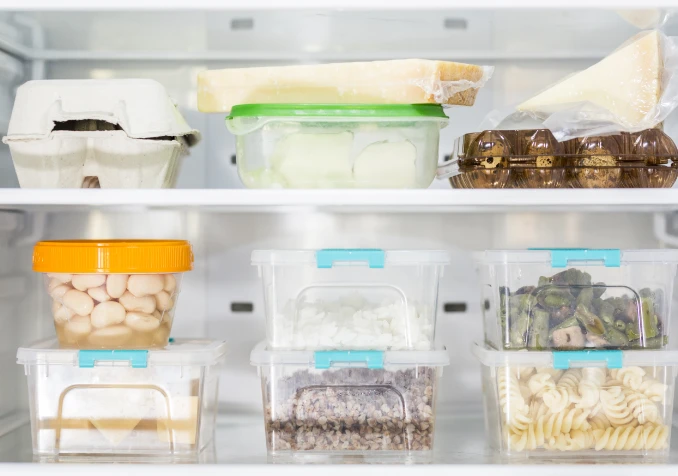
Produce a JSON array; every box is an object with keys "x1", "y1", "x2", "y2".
[
  {"x1": 18, "y1": 338, "x2": 226, "y2": 460},
  {"x1": 33, "y1": 240, "x2": 193, "y2": 349},
  {"x1": 438, "y1": 128, "x2": 678, "y2": 189},
  {"x1": 474, "y1": 343, "x2": 678, "y2": 460}
]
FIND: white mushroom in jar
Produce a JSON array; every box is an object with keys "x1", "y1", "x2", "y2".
[
  {"x1": 125, "y1": 311, "x2": 161, "y2": 332},
  {"x1": 119, "y1": 291, "x2": 156, "y2": 314},
  {"x1": 62, "y1": 289, "x2": 94, "y2": 317},
  {"x1": 47, "y1": 273, "x2": 72, "y2": 284},
  {"x1": 87, "y1": 325, "x2": 133, "y2": 347},
  {"x1": 72, "y1": 274, "x2": 107, "y2": 291},
  {"x1": 127, "y1": 274, "x2": 165, "y2": 298},
  {"x1": 64, "y1": 316, "x2": 93, "y2": 342},
  {"x1": 106, "y1": 274, "x2": 129, "y2": 299},
  {"x1": 155, "y1": 291, "x2": 174, "y2": 312},
  {"x1": 52, "y1": 301, "x2": 75, "y2": 324},
  {"x1": 164, "y1": 274, "x2": 177, "y2": 293},
  {"x1": 88, "y1": 285, "x2": 111, "y2": 303},
  {"x1": 91, "y1": 301, "x2": 126, "y2": 329},
  {"x1": 48, "y1": 280, "x2": 72, "y2": 300}
]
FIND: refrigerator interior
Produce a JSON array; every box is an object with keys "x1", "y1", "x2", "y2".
[{"x1": 1, "y1": 6, "x2": 678, "y2": 471}]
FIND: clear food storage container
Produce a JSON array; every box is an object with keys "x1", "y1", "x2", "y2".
[
  {"x1": 33, "y1": 240, "x2": 193, "y2": 349},
  {"x1": 2, "y1": 79, "x2": 200, "y2": 188},
  {"x1": 226, "y1": 104, "x2": 448, "y2": 189},
  {"x1": 473, "y1": 343, "x2": 678, "y2": 460},
  {"x1": 477, "y1": 248, "x2": 678, "y2": 351},
  {"x1": 252, "y1": 248, "x2": 450, "y2": 350},
  {"x1": 17, "y1": 338, "x2": 226, "y2": 461},
  {"x1": 250, "y1": 341, "x2": 449, "y2": 463}
]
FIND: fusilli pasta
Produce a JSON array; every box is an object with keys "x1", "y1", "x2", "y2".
[
  {"x1": 593, "y1": 423, "x2": 669, "y2": 451},
  {"x1": 599, "y1": 387, "x2": 634, "y2": 427}
]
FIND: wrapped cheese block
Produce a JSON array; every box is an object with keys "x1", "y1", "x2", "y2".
[
  {"x1": 518, "y1": 30, "x2": 661, "y2": 128},
  {"x1": 198, "y1": 59, "x2": 492, "y2": 112}
]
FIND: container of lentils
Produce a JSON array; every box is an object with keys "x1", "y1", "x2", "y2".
[
  {"x1": 477, "y1": 248, "x2": 678, "y2": 351},
  {"x1": 33, "y1": 240, "x2": 193, "y2": 349},
  {"x1": 250, "y1": 341, "x2": 449, "y2": 463}
]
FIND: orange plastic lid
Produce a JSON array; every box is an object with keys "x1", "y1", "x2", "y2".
[{"x1": 33, "y1": 240, "x2": 193, "y2": 273}]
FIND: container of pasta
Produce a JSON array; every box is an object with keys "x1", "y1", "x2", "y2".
[
  {"x1": 250, "y1": 341, "x2": 449, "y2": 463},
  {"x1": 34, "y1": 240, "x2": 193, "y2": 349},
  {"x1": 473, "y1": 343, "x2": 678, "y2": 459},
  {"x1": 18, "y1": 338, "x2": 226, "y2": 461},
  {"x1": 252, "y1": 248, "x2": 450, "y2": 350},
  {"x1": 227, "y1": 104, "x2": 448, "y2": 189},
  {"x1": 477, "y1": 248, "x2": 678, "y2": 351}
]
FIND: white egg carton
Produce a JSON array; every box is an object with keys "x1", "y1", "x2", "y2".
[{"x1": 2, "y1": 79, "x2": 200, "y2": 188}]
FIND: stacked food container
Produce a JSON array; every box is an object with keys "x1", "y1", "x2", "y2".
[
  {"x1": 198, "y1": 59, "x2": 492, "y2": 189},
  {"x1": 250, "y1": 249, "x2": 450, "y2": 462},
  {"x1": 18, "y1": 240, "x2": 226, "y2": 461},
  {"x1": 475, "y1": 248, "x2": 678, "y2": 460}
]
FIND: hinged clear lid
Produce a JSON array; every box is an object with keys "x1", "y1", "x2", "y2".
[
  {"x1": 473, "y1": 342, "x2": 678, "y2": 369},
  {"x1": 250, "y1": 341, "x2": 449, "y2": 368},
  {"x1": 17, "y1": 338, "x2": 227, "y2": 368}
]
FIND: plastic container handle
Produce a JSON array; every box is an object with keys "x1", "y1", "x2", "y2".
[
  {"x1": 314, "y1": 350, "x2": 384, "y2": 369},
  {"x1": 78, "y1": 350, "x2": 149, "y2": 368},
  {"x1": 316, "y1": 249, "x2": 385, "y2": 269},
  {"x1": 552, "y1": 350, "x2": 623, "y2": 370},
  {"x1": 532, "y1": 248, "x2": 621, "y2": 268}
]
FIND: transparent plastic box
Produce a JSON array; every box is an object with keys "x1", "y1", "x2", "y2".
[
  {"x1": 473, "y1": 343, "x2": 678, "y2": 460},
  {"x1": 250, "y1": 341, "x2": 449, "y2": 463},
  {"x1": 226, "y1": 104, "x2": 448, "y2": 189},
  {"x1": 252, "y1": 249, "x2": 450, "y2": 350},
  {"x1": 17, "y1": 338, "x2": 226, "y2": 461},
  {"x1": 477, "y1": 248, "x2": 678, "y2": 351}
]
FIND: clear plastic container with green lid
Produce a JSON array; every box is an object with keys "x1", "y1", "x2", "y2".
[{"x1": 226, "y1": 104, "x2": 449, "y2": 189}]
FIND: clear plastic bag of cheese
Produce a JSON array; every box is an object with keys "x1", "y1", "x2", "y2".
[{"x1": 479, "y1": 30, "x2": 678, "y2": 141}]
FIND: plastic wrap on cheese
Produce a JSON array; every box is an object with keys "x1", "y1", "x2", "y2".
[
  {"x1": 480, "y1": 31, "x2": 678, "y2": 141},
  {"x1": 198, "y1": 59, "x2": 493, "y2": 112}
]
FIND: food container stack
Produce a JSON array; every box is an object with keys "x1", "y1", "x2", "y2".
[
  {"x1": 198, "y1": 59, "x2": 492, "y2": 188},
  {"x1": 250, "y1": 248, "x2": 450, "y2": 462},
  {"x1": 18, "y1": 240, "x2": 227, "y2": 460},
  {"x1": 3, "y1": 79, "x2": 200, "y2": 188},
  {"x1": 475, "y1": 248, "x2": 678, "y2": 459}
]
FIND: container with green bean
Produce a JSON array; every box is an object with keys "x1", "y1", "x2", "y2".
[{"x1": 477, "y1": 249, "x2": 678, "y2": 351}]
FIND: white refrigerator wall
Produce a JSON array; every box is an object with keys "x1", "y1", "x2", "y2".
[{"x1": 1, "y1": 7, "x2": 678, "y2": 445}]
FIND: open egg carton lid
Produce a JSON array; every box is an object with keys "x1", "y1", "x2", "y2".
[
  {"x1": 17, "y1": 338, "x2": 226, "y2": 368},
  {"x1": 3, "y1": 79, "x2": 200, "y2": 145},
  {"x1": 250, "y1": 341, "x2": 450, "y2": 368}
]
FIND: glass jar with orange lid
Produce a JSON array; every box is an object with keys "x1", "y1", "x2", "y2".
[{"x1": 33, "y1": 240, "x2": 193, "y2": 349}]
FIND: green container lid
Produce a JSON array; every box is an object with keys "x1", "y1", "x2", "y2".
[{"x1": 227, "y1": 103, "x2": 448, "y2": 119}]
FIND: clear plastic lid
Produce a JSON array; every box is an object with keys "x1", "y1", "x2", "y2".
[
  {"x1": 250, "y1": 341, "x2": 449, "y2": 368},
  {"x1": 17, "y1": 338, "x2": 227, "y2": 368},
  {"x1": 472, "y1": 342, "x2": 678, "y2": 369},
  {"x1": 252, "y1": 249, "x2": 451, "y2": 267},
  {"x1": 478, "y1": 249, "x2": 678, "y2": 266}
]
